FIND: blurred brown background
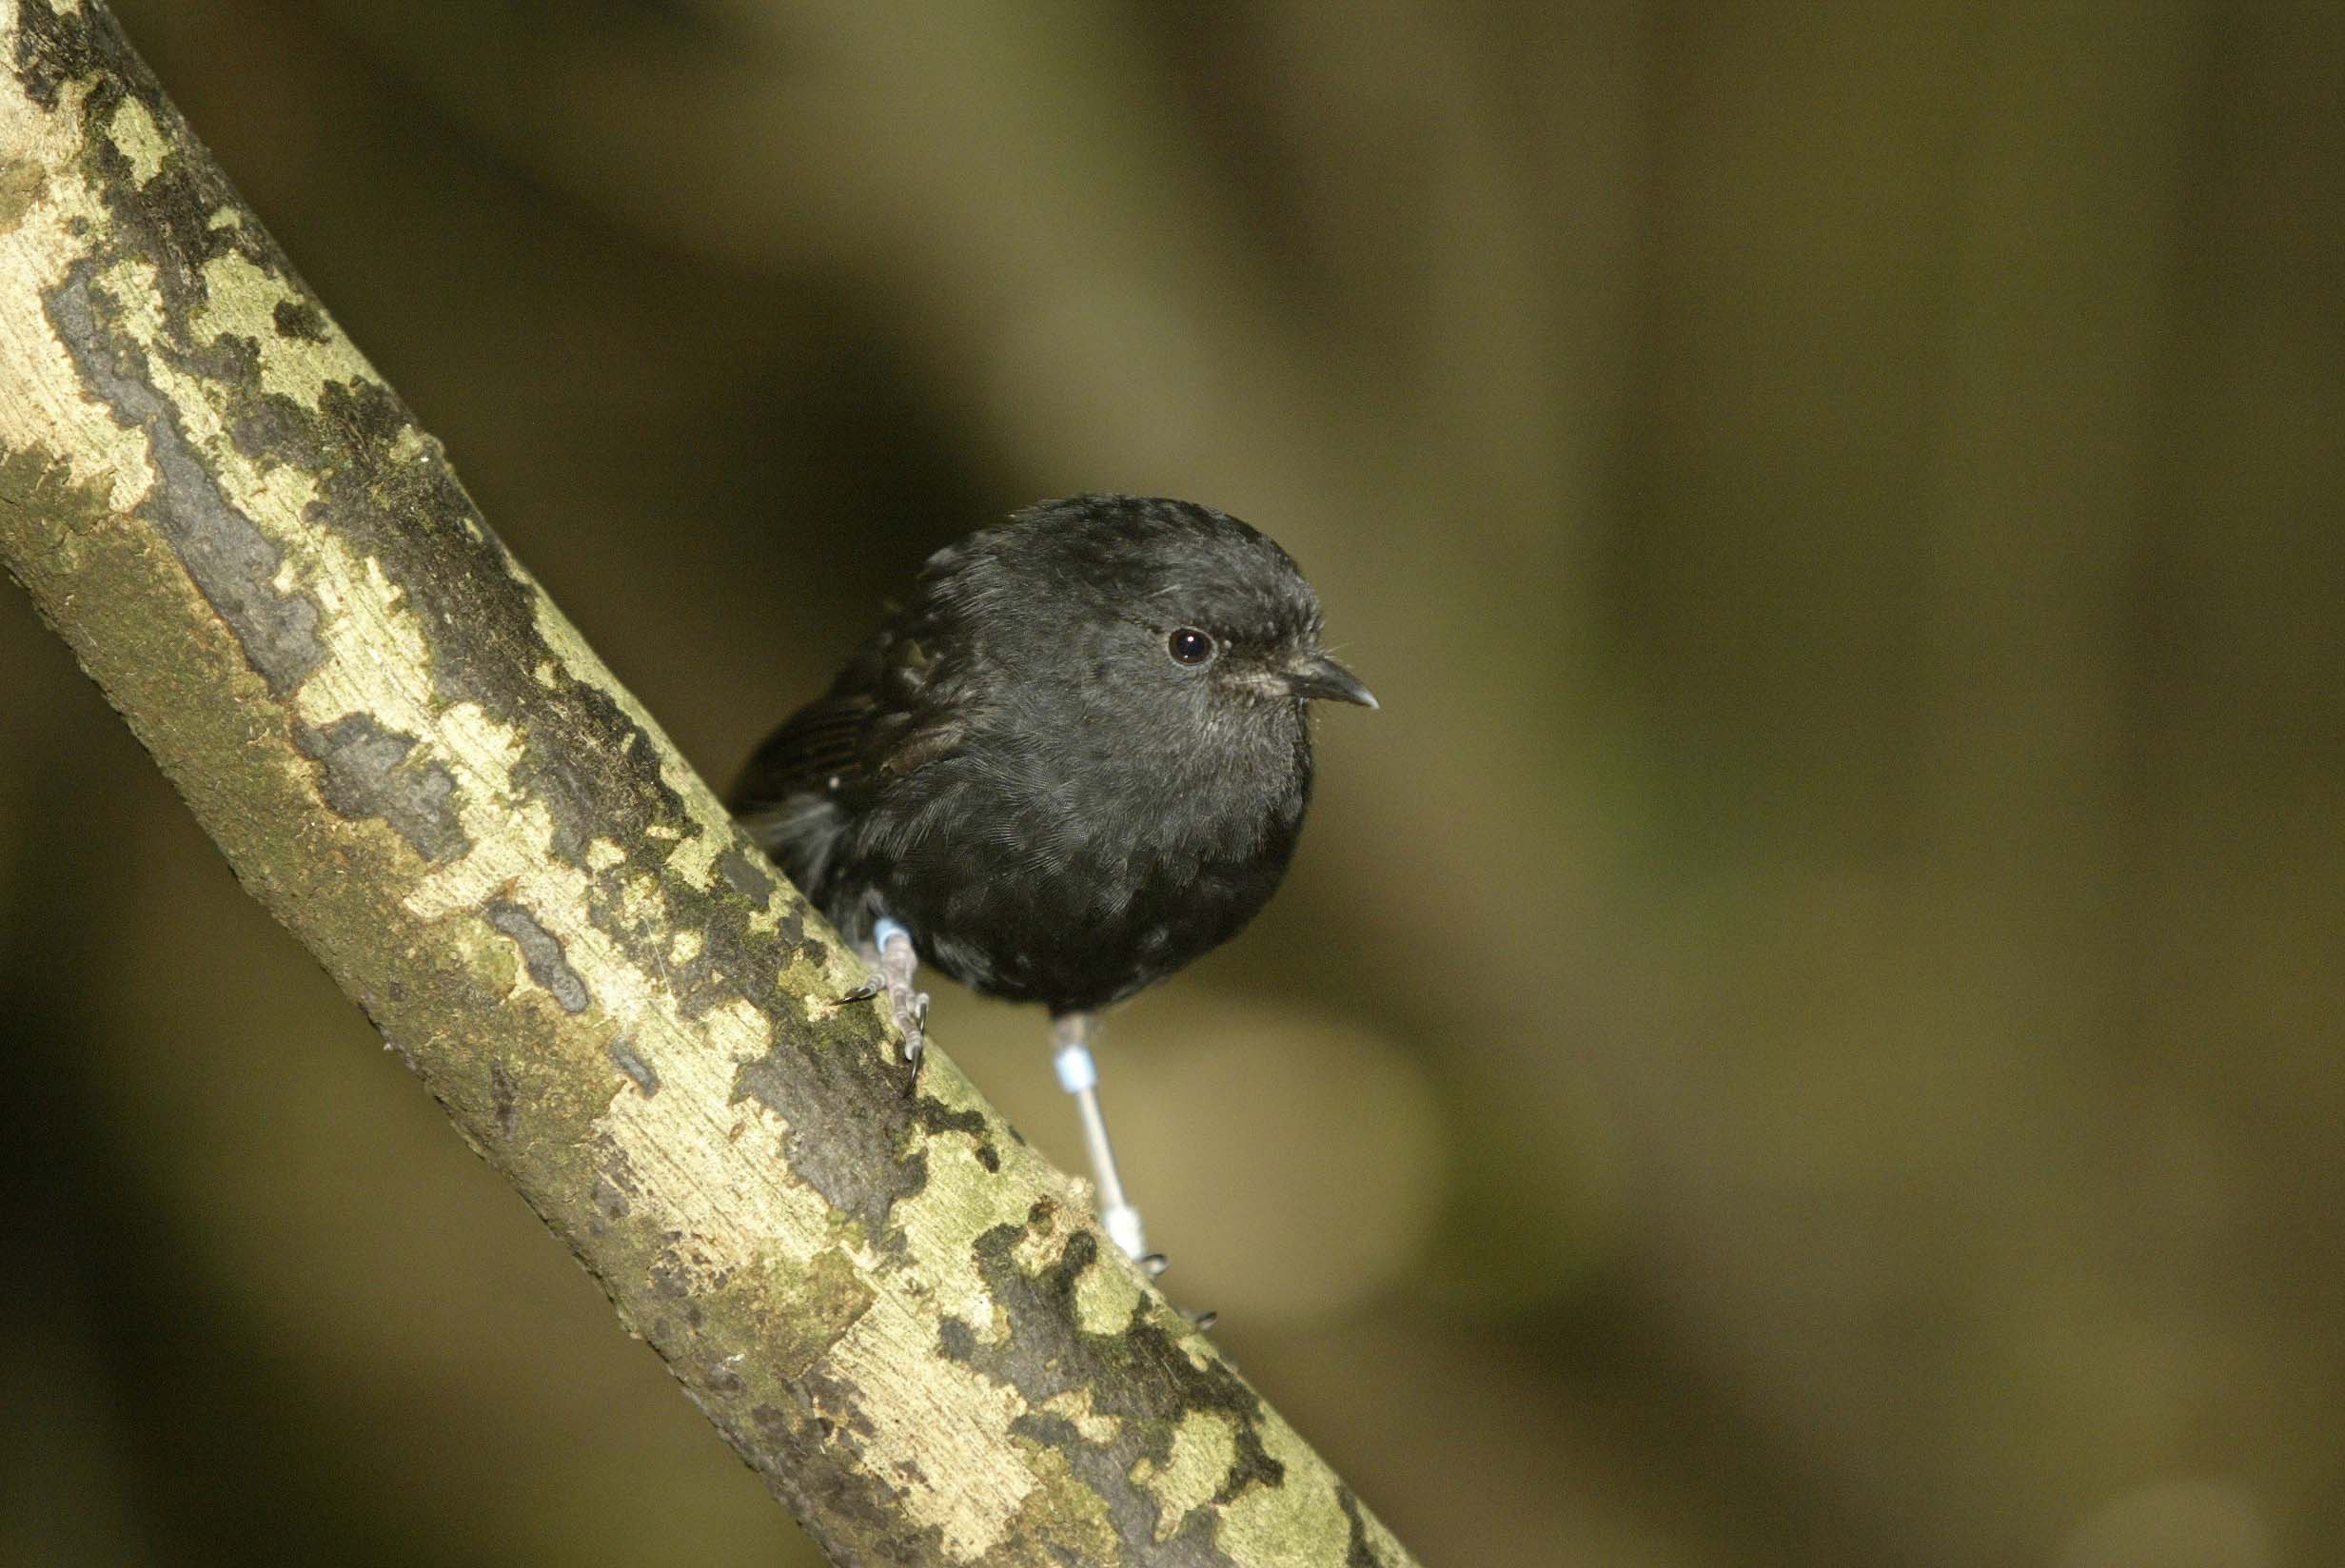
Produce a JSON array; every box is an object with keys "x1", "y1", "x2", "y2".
[{"x1": 4, "y1": 3, "x2": 2340, "y2": 1565}]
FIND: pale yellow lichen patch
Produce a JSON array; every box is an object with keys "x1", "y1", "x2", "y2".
[
  {"x1": 532, "y1": 658, "x2": 558, "y2": 689},
  {"x1": 1214, "y1": 1414, "x2": 1358, "y2": 1564},
  {"x1": 586, "y1": 836, "x2": 627, "y2": 872},
  {"x1": 275, "y1": 555, "x2": 637, "y2": 1084},
  {"x1": 796, "y1": 972, "x2": 863, "y2": 1023},
  {"x1": 37, "y1": 224, "x2": 354, "y2": 651},
  {"x1": 1134, "y1": 1408, "x2": 1237, "y2": 1543},
  {"x1": 618, "y1": 871, "x2": 666, "y2": 930},
  {"x1": 660, "y1": 816, "x2": 731, "y2": 891},
  {"x1": 667, "y1": 929, "x2": 703, "y2": 966},
  {"x1": 243, "y1": 461, "x2": 322, "y2": 541},
  {"x1": 107, "y1": 95, "x2": 167, "y2": 186},
  {"x1": 821, "y1": 1288, "x2": 1035, "y2": 1560},
  {"x1": 1072, "y1": 1242, "x2": 1142, "y2": 1335},
  {"x1": 597, "y1": 994, "x2": 837, "y2": 1268},
  {"x1": 189, "y1": 251, "x2": 380, "y2": 406},
  {"x1": 1038, "y1": 1386, "x2": 1121, "y2": 1446},
  {"x1": 285, "y1": 550, "x2": 443, "y2": 763},
  {"x1": 93, "y1": 254, "x2": 165, "y2": 343}
]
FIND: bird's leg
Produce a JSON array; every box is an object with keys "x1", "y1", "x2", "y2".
[
  {"x1": 1052, "y1": 1011, "x2": 1153, "y2": 1264},
  {"x1": 852, "y1": 916, "x2": 928, "y2": 1078}
]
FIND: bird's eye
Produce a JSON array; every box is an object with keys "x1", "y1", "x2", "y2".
[{"x1": 1167, "y1": 627, "x2": 1216, "y2": 666}]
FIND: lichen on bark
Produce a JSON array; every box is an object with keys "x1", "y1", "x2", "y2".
[{"x1": 0, "y1": 5, "x2": 1418, "y2": 1564}]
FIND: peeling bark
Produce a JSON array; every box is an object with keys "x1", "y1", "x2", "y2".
[{"x1": 0, "y1": 6, "x2": 1418, "y2": 1565}]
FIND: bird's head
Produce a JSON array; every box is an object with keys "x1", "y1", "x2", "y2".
[{"x1": 967, "y1": 494, "x2": 1374, "y2": 727}]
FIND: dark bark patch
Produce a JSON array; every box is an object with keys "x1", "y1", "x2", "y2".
[
  {"x1": 485, "y1": 900, "x2": 591, "y2": 1013},
  {"x1": 1212, "y1": 1422, "x2": 1284, "y2": 1506},
  {"x1": 14, "y1": 1, "x2": 112, "y2": 111},
  {"x1": 47, "y1": 265, "x2": 327, "y2": 695},
  {"x1": 591, "y1": 1174, "x2": 631, "y2": 1221},
  {"x1": 488, "y1": 1059, "x2": 519, "y2": 1139},
  {"x1": 733, "y1": 1009, "x2": 923, "y2": 1245},
  {"x1": 795, "y1": 1364, "x2": 880, "y2": 1443},
  {"x1": 296, "y1": 714, "x2": 468, "y2": 861},
  {"x1": 498, "y1": 653, "x2": 688, "y2": 867},
  {"x1": 1338, "y1": 1485, "x2": 1390, "y2": 1568},
  {"x1": 719, "y1": 846, "x2": 776, "y2": 901},
  {"x1": 606, "y1": 1031, "x2": 660, "y2": 1096},
  {"x1": 912, "y1": 1098, "x2": 986, "y2": 1141},
  {"x1": 271, "y1": 297, "x2": 328, "y2": 342},
  {"x1": 911, "y1": 1093, "x2": 1000, "y2": 1172}
]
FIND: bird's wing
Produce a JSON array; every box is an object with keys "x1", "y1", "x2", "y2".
[
  {"x1": 726, "y1": 613, "x2": 967, "y2": 824},
  {"x1": 733, "y1": 691, "x2": 877, "y2": 802}
]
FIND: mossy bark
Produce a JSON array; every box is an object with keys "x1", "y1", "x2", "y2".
[{"x1": 0, "y1": 6, "x2": 1416, "y2": 1565}]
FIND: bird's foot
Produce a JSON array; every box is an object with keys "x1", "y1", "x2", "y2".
[
  {"x1": 897, "y1": 993, "x2": 929, "y2": 1083},
  {"x1": 855, "y1": 919, "x2": 929, "y2": 1084}
]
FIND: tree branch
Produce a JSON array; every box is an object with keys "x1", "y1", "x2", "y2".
[{"x1": 0, "y1": 6, "x2": 1416, "y2": 1564}]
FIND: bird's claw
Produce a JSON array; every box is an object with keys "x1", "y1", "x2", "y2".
[
  {"x1": 899, "y1": 991, "x2": 930, "y2": 1086},
  {"x1": 841, "y1": 972, "x2": 885, "y2": 1004},
  {"x1": 1136, "y1": 1251, "x2": 1209, "y2": 1326}
]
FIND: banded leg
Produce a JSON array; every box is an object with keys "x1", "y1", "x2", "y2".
[{"x1": 1052, "y1": 1011, "x2": 1150, "y2": 1263}]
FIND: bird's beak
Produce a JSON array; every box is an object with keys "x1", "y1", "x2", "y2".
[{"x1": 1286, "y1": 651, "x2": 1377, "y2": 709}]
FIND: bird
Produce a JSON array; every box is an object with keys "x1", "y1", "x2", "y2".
[{"x1": 727, "y1": 493, "x2": 1373, "y2": 1262}]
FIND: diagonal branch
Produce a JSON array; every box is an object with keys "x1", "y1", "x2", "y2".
[{"x1": 0, "y1": 6, "x2": 1417, "y2": 1565}]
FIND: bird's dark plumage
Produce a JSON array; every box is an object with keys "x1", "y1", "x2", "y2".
[{"x1": 728, "y1": 494, "x2": 1371, "y2": 1016}]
